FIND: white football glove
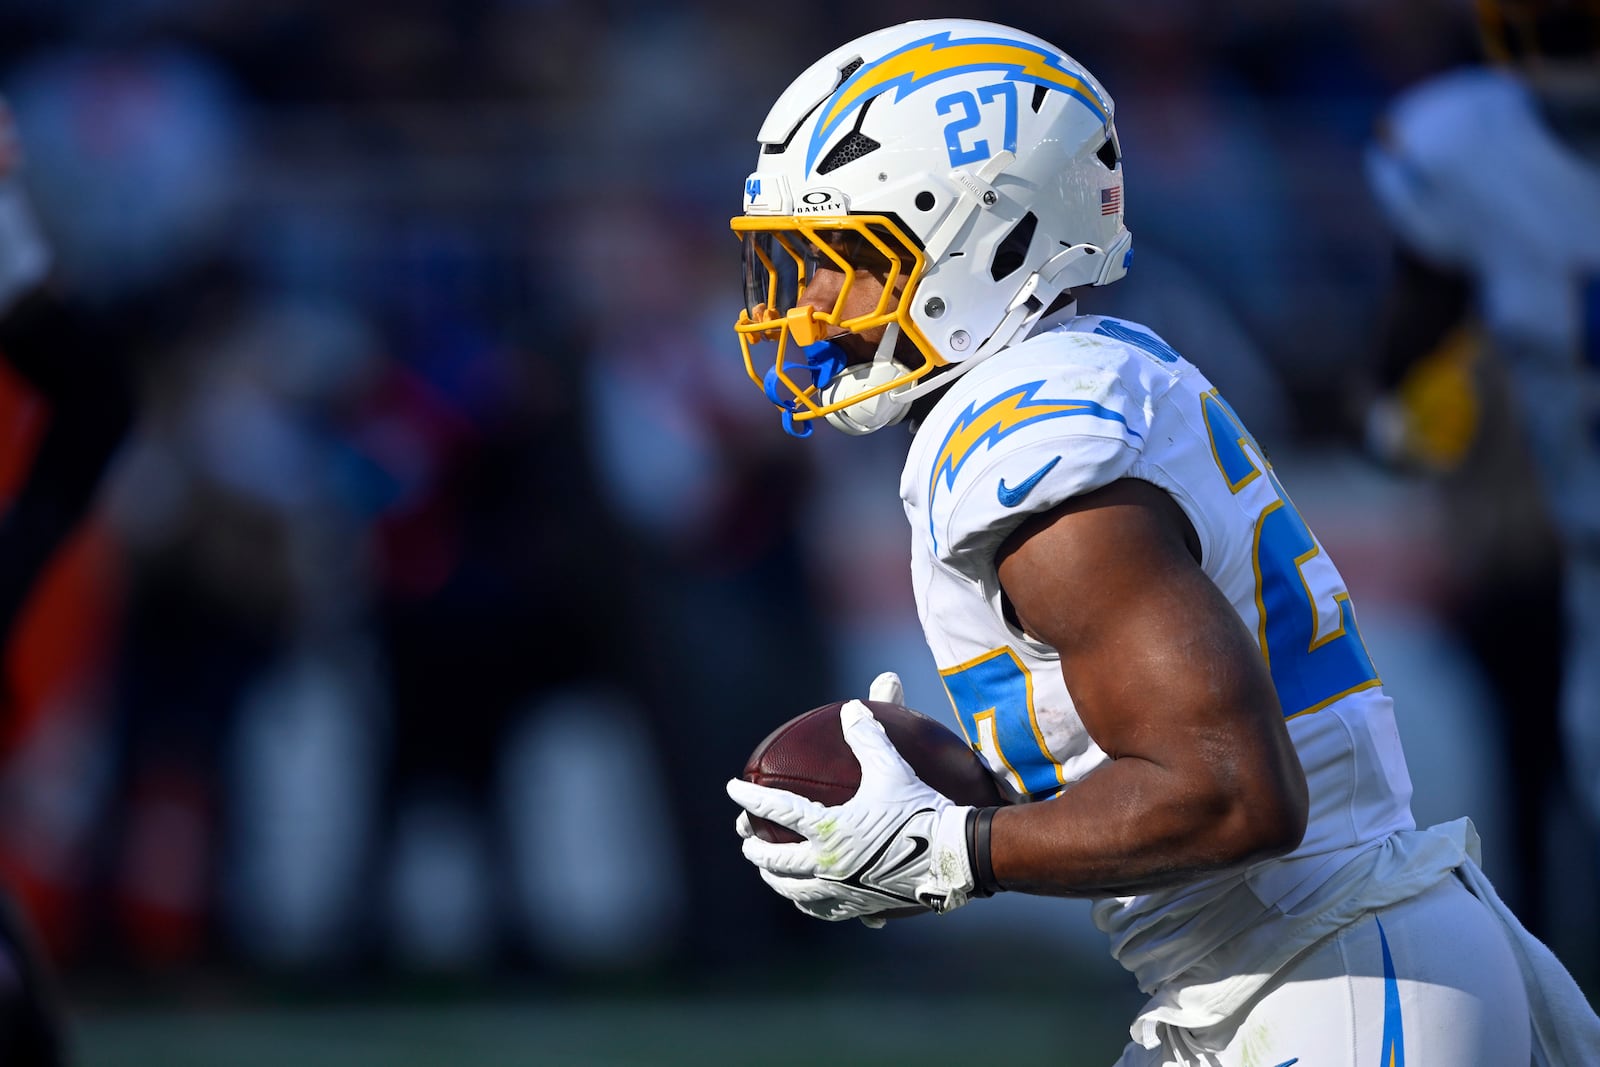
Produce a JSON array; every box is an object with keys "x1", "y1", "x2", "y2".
[
  {"x1": 0, "y1": 101, "x2": 50, "y2": 318},
  {"x1": 726, "y1": 699, "x2": 978, "y2": 927},
  {"x1": 733, "y1": 672, "x2": 904, "y2": 850},
  {"x1": 868, "y1": 670, "x2": 904, "y2": 705}
]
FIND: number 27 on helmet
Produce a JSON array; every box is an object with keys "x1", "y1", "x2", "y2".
[{"x1": 732, "y1": 18, "x2": 1134, "y2": 437}]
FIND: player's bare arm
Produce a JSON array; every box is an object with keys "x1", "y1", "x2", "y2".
[{"x1": 991, "y1": 477, "x2": 1308, "y2": 897}]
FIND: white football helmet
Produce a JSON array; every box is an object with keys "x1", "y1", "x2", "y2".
[{"x1": 732, "y1": 19, "x2": 1131, "y2": 436}]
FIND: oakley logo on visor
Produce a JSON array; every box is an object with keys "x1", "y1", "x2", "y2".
[{"x1": 794, "y1": 187, "x2": 846, "y2": 214}]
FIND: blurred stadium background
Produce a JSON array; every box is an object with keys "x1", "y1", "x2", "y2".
[{"x1": 0, "y1": 1, "x2": 1593, "y2": 1063}]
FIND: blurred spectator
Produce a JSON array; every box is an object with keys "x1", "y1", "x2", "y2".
[
  {"x1": 572, "y1": 194, "x2": 837, "y2": 970},
  {"x1": 0, "y1": 73, "x2": 136, "y2": 1066},
  {"x1": 5, "y1": 46, "x2": 241, "y2": 306},
  {"x1": 1358, "y1": 0, "x2": 1600, "y2": 983}
]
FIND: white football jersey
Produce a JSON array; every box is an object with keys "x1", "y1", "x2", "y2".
[
  {"x1": 1367, "y1": 67, "x2": 1600, "y2": 544},
  {"x1": 902, "y1": 315, "x2": 1418, "y2": 990}
]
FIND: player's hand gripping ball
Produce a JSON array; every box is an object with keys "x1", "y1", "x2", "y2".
[
  {"x1": 734, "y1": 698, "x2": 1009, "y2": 923},
  {"x1": 739, "y1": 699, "x2": 1006, "y2": 844}
]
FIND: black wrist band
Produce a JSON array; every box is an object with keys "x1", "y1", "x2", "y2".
[{"x1": 965, "y1": 806, "x2": 1003, "y2": 897}]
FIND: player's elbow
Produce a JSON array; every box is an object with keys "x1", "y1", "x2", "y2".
[
  {"x1": 1223, "y1": 761, "x2": 1308, "y2": 864},
  {"x1": 1184, "y1": 740, "x2": 1308, "y2": 868},
  {"x1": 1249, "y1": 790, "x2": 1308, "y2": 862}
]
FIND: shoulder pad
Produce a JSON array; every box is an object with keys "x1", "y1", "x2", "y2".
[{"x1": 914, "y1": 331, "x2": 1160, "y2": 566}]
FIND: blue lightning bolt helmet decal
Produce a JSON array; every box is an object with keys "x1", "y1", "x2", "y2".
[
  {"x1": 926, "y1": 381, "x2": 1139, "y2": 550},
  {"x1": 806, "y1": 30, "x2": 1110, "y2": 176}
]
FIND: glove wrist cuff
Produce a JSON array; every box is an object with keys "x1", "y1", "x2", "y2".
[
  {"x1": 965, "y1": 806, "x2": 1004, "y2": 898},
  {"x1": 918, "y1": 803, "x2": 976, "y2": 914}
]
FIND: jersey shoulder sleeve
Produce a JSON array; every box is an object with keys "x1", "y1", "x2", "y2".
[
  {"x1": 1365, "y1": 67, "x2": 1522, "y2": 267},
  {"x1": 907, "y1": 321, "x2": 1176, "y2": 570}
]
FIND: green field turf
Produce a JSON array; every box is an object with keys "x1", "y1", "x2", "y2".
[{"x1": 68, "y1": 989, "x2": 1138, "y2": 1067}]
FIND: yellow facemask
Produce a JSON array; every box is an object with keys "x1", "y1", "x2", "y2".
[{"x1": 731, "y1": 214, "x2": 944, "y2": 434}]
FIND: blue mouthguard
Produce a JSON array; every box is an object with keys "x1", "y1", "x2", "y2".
[{"x1": 762, "y1": 339, "x2": 851, "y2": 438}]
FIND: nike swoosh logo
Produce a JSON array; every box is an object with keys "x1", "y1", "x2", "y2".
[
  {"x1": 997, "y1": 455, "x2": 1061, "y2": 508},
  {"x1": 878, "y1": 834, "x2": 929, "y2": 879},
  {"x1": 836, "y1": 809, "x2": 935, "y2": 907},
  {"x1": 1270, "y1": 1059, "x2": 1299, "y2": 1067}
]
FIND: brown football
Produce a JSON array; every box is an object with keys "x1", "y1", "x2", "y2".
[{"x1": 740, "y1": 698, "x2": 1008, "y2": 846}]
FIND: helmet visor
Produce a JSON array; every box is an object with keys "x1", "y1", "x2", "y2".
[
  {"x1": 734, "y1": 216, "x2": 923, "y2": 324},
  {"x1": 740, "y1": 229, "x2": 811, "y2": 321}
]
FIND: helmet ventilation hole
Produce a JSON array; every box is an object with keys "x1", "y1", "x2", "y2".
[
  {"x1": 817, "y1": 131, "x2": 881, "y2": 174},
  {"x1": 915, "y1": 191, "x2": 936, "y2": 211},
  {"x1": 990, "y1": 212, "x2": 1038, "y2": 281},
  {"x1": 1031, "y1": 85, "x2": 1048, "y2": 112}
]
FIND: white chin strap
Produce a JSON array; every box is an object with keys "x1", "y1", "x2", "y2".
[
  {"x1": 810, "y1": 221, "x2": 1132, "y2": 438},
  {"x1": 816, "y1": 297, "x2": 1042, "y2": 436},
  {"x1": 820, "y1": 357, "x2": 914, "y2": 435}
]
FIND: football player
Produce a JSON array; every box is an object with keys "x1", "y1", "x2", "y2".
[
  {"x1": 723, "y1": 19, "x2": 1600, "y2": 1065},
  {"x1": 0, "y1": 97, "x2": 133, "y2": 1067},
  {"x1": 1364, "y1": 0, "x2": 1600, "y2": 896},
  {"x1": 0, "y1": 113, "x2": 132, "y2": 661}
]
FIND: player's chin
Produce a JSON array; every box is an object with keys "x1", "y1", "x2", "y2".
[
  {"x1": 838, "y1": 331, "x2": 926, "y2": 371},
  {"x1": 893, "y1": 333, "x2": 927, "y2": 370},
  {"x1": 834, "y1": 333, "x2": 880, "y2": 367}
]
